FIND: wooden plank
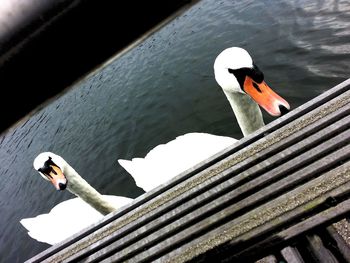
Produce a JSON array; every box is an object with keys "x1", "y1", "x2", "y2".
[
  {"x1": 305, "y1": 234, "x2": 338, "y2": 263},
  {"x1": 326, "y1": 225, "x2": 350, "y2": 262},
  {"x1": 280, "y1": 246, "x2": 304, "y2": 263},
  {"x1": 152, "y1": 163, "x2": 350, "y2": 263},
  {"x1": 219, "y1": 197, "x2": 350, "y2": 262},
  {"x1": 256, "y1": 255, "x2": 278, "y2": 263}
]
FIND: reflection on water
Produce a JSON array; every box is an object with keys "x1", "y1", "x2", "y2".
[{"x1": 1, "y1": 0, "x2": 349, "y2": 261}]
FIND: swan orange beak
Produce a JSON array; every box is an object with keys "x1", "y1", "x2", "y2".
[
  {"x1": 47, "y1": 165, "x2": 67, "y2": 191},
  {"x1": 243, "y1": 76, "x2": 290, "y2": 116}
]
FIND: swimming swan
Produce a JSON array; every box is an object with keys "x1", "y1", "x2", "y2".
[
  {"x1": 20, "y1": 152, "x2": 133, "y2": 245},
  {"x1": 118, "y1": 47, "x2": 290, "y2": 191}
]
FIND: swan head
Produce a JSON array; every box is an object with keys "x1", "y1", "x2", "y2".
[
  {"x1": 214, "y1": 47, "x2": 290, "y2": 116},
  {"x1": 33, "y1": 152, "x2": 68, "y2": 191}
]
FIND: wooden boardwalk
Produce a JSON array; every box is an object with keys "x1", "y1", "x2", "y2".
[{"x1": 27, "y1": 78, "x2": 350, "y2": 262}]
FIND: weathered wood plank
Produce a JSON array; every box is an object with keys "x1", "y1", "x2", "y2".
[
  {"x1": 306, "y1": 234, "x2": 338, "y2": 263},
  {"x1": 256, "y1": 255, "x2": 278, "y2": 263},
  {"x1": 326, "y1": 225, "x2": 350, "y2": 262},
  {"x1": 280, "y1": 246, "x2": 304, "y2": 263},
  {"x1": 217, "y1": 197, "x2": 350, "y2": 262},
  {"x1": 153, "y1": 162, "x2": 350, "y2": 263}
]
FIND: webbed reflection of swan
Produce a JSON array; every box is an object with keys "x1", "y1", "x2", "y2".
[
  {"x1": 119, "y1": 47, "x2": 290, "y2": 191},
  {"x1": 20, "y1": 152, "x2": 132, "y2": 245}
]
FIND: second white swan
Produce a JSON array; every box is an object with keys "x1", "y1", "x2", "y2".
[{"x1": 119, "y1": 47, "x2": 290, "y2": 191}]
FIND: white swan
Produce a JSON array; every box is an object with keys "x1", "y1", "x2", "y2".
[
  {"x1": 119, "y1": 47, "x2": 290, "y2": 191},
  {"x1": 20, "y1": 152, "x2": 133, "y2": 245}
]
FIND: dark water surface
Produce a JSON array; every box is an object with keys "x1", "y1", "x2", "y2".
[{"x1": 1, "y1": 0, "x2": 350, "y2": 261}]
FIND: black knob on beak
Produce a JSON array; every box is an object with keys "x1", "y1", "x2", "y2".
[
  {"x1": 58, "y1": 182, "x2": 67, "y2": 190},
  {"x1": 279, "y1": 105, "x2": 289, "y2": 116}
]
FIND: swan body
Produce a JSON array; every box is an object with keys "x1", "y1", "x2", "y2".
[
  {"x1": 21, "y1": 152, "x2": 133, "y2": 245},
  {"x1": 20, "y1": 195, "x2": 131, "y2": 245},
  {"x1": 119, "y1": 47, "x2": 290, "y2": 191},
  {"x1": 119, "y1": 133, "x2": 237, "y2": 191}
]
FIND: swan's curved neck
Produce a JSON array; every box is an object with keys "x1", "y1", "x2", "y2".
[
  {"x1": 64, "y1": 165, "x2": 116, "y2": 215},
  {"x1": 223, "y1": 91, "x2": 265, "y2": 136}
]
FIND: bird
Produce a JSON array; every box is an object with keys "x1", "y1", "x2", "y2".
[
  {"x1": 118, "y1": 47, "x2": 290, "y2": 191},
  {"x1": 20, "y1": 152, "x2": 133, "y2": 245}
]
